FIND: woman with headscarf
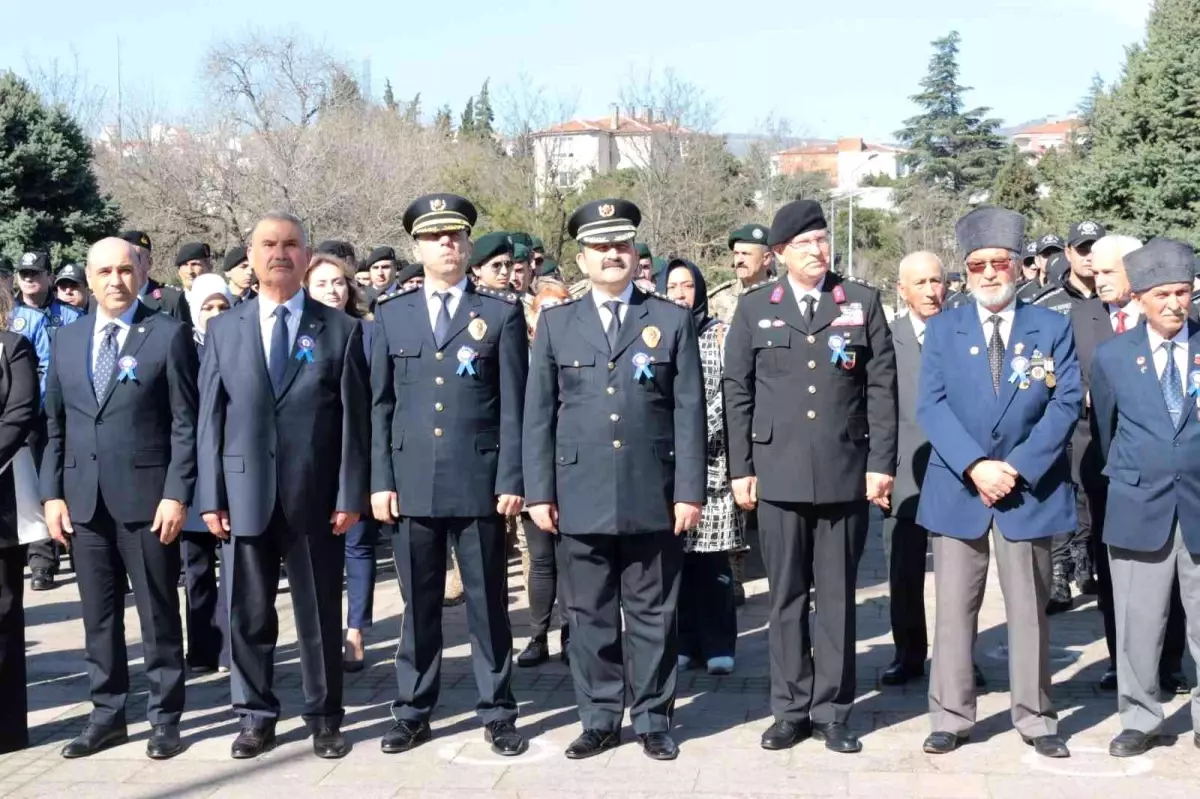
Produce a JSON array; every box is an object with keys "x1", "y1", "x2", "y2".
[{"x1": 657, "y1": 259, "x2": 743, "y2": 675}]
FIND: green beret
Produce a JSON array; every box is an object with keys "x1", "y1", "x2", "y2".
[
  {"x1": 531, "y1": 236, "x2": 545, "y2": 253},
  {"x1": 728, "y1": 223, "x2": 770, "y2": 250},
  {"x1": 537, "y1": 258, "x2": 560, "y2": 277},
  {"x1": 651, "y1": 256, "x2": 668, "y2": 278},
  {"x1": 509, "y1": 232, "x2": 534, "y2": 248},
  {"x1": 635, "y1": 242, "x2": 653, "y2": 260},
  {"x1": 512, "y1": 243, "x2": 531, "y2": 262},
  {"x1": 469, "y1": 232, "x2": 514, "y2": 268}
]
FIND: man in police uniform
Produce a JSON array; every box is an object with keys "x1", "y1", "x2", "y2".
[
  {"x1": 1016, "y1": 241, "x2": 1044, "y2": 303},
  {"x1": 524, "y1": 199, "x2": 705, "y2": 761},
  {"x1": 55, "y1": 263, "x2": 89, "y2": 310},
  {"x1": 709, "y1": 223, "x2": 773, "y2": 324},
  {"x1": 222, "y1": 246, "x2": 257, "y2": 306},
  {"x1": 724, "y1": 200, "x2": 897, "y2": 754},
  {"x1": 370, "y1": 194, "x2": 528, "y2": 757},
  {"x1": 120, "y1": 231, "x2": 192, "y2": 326}
]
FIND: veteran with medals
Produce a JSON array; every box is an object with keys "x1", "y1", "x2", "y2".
[
  {"x1": 523, "y1": 199, "x2": 705, "y2": 761},
  {"x1": 915, "y1": 207, "x2": 1080, "y2": 758}
]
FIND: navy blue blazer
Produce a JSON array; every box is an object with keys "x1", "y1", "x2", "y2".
[
  {"x1": 523, "y1": 286, "x2": 706, "y2": 535},
  {"x1": 40, "y1": 301, "x2": 199, "y2": 525},
  {"x1": 370, "y1": 281, "x2": 527, "y2": 517},
  {"x1": 195, "y1": 294, "x2": 370, "y2": 537},
  {"x1": 915, "y1": 302, "x2": 1081, "y2": 540},
  {"x1": 1091, "y1": 320, "x2": 1200, "y2": 554}
]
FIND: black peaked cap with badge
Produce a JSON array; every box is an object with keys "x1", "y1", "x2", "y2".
[
  {"x1": 955, "y1": 206, "x2": 1025, "y2": 257},
  {"x1": 1124, "y1": 237, "x2": 1196, "y2": 293},
  {"x1": 120, "y1": 230, "x2": 153, "y2": 251},
  {"x1": 1037, "y1": 233, "x2": 1064, "y2": 255},
  {"x1": 175, "y1": 242, "x2": 212, "y2": 266},
  {"x1": 768, "y1": 200, "x2": 827, "y2": 247},
  {"x1": 729, "y1": 223, "x2": 771, "y2": 250},
  {"x1": 404, "y1": 193, "x2": 477, "y2": 237},
  {"x1": 1068, "y1": 221, "x2": 1106, "y2": 248},
  {"x1": 1023, "y1": 241, "x2": 1039, "y2": 265},
  {"x1": 366, "y1": 246, "x2": 397, "y2": 267},
  {"x1": 222, "y1": 246, "x2": 248, "y2": 271},
  {"x1": 567, "y1": 199, "x2": 641, "y2": 244},
  {"x1": 18, "y1": 251, "x2": 50, "y2": 273},
  {"x1": 470, "y1": 232, "x2": 515, "y2": 268},
  {"x1": 55, "y1": 263, "x2": 84, "y2": 285}
]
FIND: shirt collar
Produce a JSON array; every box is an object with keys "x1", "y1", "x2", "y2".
[
  {"x1": 787, "y1": 273, "x2": 825, "y2": 300},
  {"x1": 976, "y1": 297, "x2": 1017, "y2": 327},
  {"x1": 1147, "y1": 323, "x2": 1190, "y2": 353},
  {"x1": 909, "y1": 313, "x2": 927, "y2": 339},
  {"x1": 423, "y1": 277, "x2": 469, "y2": 303},
  {"x1": 95, "y1": 299, "x2": 140, "y2": 331},
  {"x1": 259, "y1": 288, "x2": 306, "y2": 321},
  {"x1": 591, "y1": 282, "x2": 634, "y2": 308},
  {"x1": 1107, "y1": 301, "x2": 1140, "y2": 323}
]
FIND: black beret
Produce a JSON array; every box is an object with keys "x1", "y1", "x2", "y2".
[
  {"x1": 729, "y1": 223, "x2": 770, "y2": 250},
  {"x1": 396, "y1": 262, "x2": 424, "y2": 284},
  {"x1": 55, "y1": 262, "x2": 84, "y2": 285},
  {"x1": 469, "y1": 232, "x2": 514, "y2": 268},
  {"x1": 315, "y1": 240, "x2": 356, "y2": 262},
  {"x1": 365, "y1": 246, "x2": 396, "y2": 267},
  {"x1": 635, "y1": 242, "x2": 652, "y2": 260},
  {"x1": 567, "y1": 199, "x2": 641, "y2": 244},
  {"x1": 222, "y1": 246, "x2": 248, "y2": 271},
  {"x1": 0, "y1": 257, "x2": 11, "y2": 277},
  {"x1": 768, "y1": 200, "x2": 827, "y2": 247},
  {"x1": 175, "y1": 241, "x2": 212, "y2": 267},
  {"x1": 120, "y1": 230, "x2": 152, "y2": 250},
  {"x1": 17, "y1": 251, "x2": 50, "y2": 273},
  {"x1": 404, "y1": 194, "x2": 477, "y2": 236}
]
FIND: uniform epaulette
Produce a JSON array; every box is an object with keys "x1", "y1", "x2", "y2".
[
  {"x1": 708, "y1": 279, "x2": 737, "y2": 297},
  {"x1": 476, "y1": 286, "x2": 519, "y2": 304},
  {"x1": 374, "y1": 285, "x2": 419, "y2": 305},
  {"x1": 541, "y1": 294, "x2": 581, "y2": 313},
  {"x1": 742, "y1": 276, "x2": 780, "y2": 294},
  {"x1": 845, "y1": 275, "x2": 878, "y2": 291}
]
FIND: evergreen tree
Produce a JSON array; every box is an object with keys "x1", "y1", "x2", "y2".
[
  {"x1": 1064, "y1": 0, "x2": 1200, "y2": 241},
  {"x1": 460, "y1": 97, "x2": 476, "y2": 137},
  {"x1": 0, "y1": 72, "x2": 121, "y2": 262},
  {"x1": 323, "y1": 67, "x2": 363, "y2": 110},
  {"x1": 434, "y1": 105, "x2": 454, "y2": 138},
  {"x1": 474, "y1": 79, "x2": 496, "y2": 139},
  {"x1": 383, "y1": 79, "x2": 398, "y2": 113},
  {"x1": 895, "y1": 31, "x2": 1006, "y2": 196},
  {"x1": 991, "y1": 144, "x2": 1041, "y2": 219},
  {"x1": 403, "y1": 92, "x2": 422, "y2": 124}
]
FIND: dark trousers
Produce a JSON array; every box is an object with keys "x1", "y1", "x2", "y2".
[
  {"x1": 1052, "y1": 432, "x2": 1093, "y2": 573},
  {"x1": 180, "y1": 531, "x2": 229, "y2": 669},
  {"x1": 225, "y1": 506, "x2": 345, "y2": 727},
  {"x1": 525, "y1": 516, "x2": 568, "y2": 643},
  {"x1": 0, "y1": 545, "x2": 27, "y2": 753},
  {"x1": 26, "y1": 431, "x2": 59, "y2": 575},
  {"x1": 390, "y1": 515, "x2": 516, "y2": 725},
  {"x1": 882, "y1": 516, "x2": 929, "y2": 669},
  {"x1": 678, "y1": 551, "x2": 737, "y2": 661},
  {"x1": 758, "y1": 499, "x2": 867, "y2": 725},
  {"x1": 72, "y1": 498, "x2": 185, "y2": 727},
  {"x1": 557, "y1": 530, "x2": 683, "y2": 735},
  {"x1": 345, "y1": 520, "x2": 379, "y2": 630}
]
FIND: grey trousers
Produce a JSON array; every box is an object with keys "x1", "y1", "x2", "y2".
[
  {"x1": 929, "y1": 528, "x2": 1057, "y2": 737},
  {"x1": 1110, "y1": 526, "x2": 1200, "y2": 734}
]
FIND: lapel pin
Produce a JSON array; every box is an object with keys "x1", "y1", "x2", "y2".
[
  {"x1": 1015, "y1": 342, "x2": 1025, "y2": 355},
  {"x1": 969, "y1": 346, "x2": 979, "y2": 356},
  {"x1": 137, "y1": 327, "x2": 145, "y2": 333}
]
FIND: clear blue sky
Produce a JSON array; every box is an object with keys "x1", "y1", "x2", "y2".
[{"x1": 2, "y1": 0, "x2": 1151, "y2": 141}]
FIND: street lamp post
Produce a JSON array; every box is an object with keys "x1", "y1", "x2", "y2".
[{"x1": 846, "y1": 153, "x2": 880, "y2": 279}]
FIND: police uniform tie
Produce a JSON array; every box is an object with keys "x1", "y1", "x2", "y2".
[
  {"x1": 93, "y1": 322, "x2": 119, "y2": 401},
  {"x1": 1160, "y1": 341, "x2": 1184, "y2": 427},
  {"x1": 433, "y1": 291, "x2": 452, "y2": 348},
  {"x1": 987, "y1": 315, "x2": 1004, "y2": 394},
  {"x1": 604, "y1": 300, "x2": 622, "y2": 352},
  {"x1": 269, "y1": 305, "x2": 290, "y2": 395}
]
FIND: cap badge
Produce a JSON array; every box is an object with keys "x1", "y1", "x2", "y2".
[
  {"x1": 430, "y1": 198, "x2": 446, "y2": 212},
  {"x1": 1079, "y1": 221, "x2": 1099, "y2": 235},
  {"x1": 598, "y1": 204, "x2": 616, "y2": 218},
  {"x1": 20, "y1": 253, "x2": 34, "y2": 267},
  {"x1": 752, "y1": 228, "x2": 764, "y2": 240}
]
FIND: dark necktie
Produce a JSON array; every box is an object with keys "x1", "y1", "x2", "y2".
[
  {"x1": 803, "y1": 297, "x2": 815, "y2": 323},
  {"x1": 987, "y1": 315, "x2": 1004, "y2": 394},
  {"x1": 433, "y1": 291, "x2": 452, "y2": 348},
  {"x1": 604, "y1": 300, "x2": 622, "y2": 352},
  {"x1": 269, "y1": 305, "x2": 290, "y2": 395},
  {"x1": 1115, "y1": 310, "x2": 1128, "y2": 334},
  {"x1": 1161, "y1": 341, "x2": 1184, "y2": 427},
  {"x1": 93, "y1": 322, "x2": 119, "y2": 401}
]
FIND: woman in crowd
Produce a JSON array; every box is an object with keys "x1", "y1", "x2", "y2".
[
  {"x1": 515, "y1": 280, "x2": 572, "y2": 667},
  {"x1": 659, "y1": 259, "x2": 742, "y2": 675},
  {"x1": 0, "y1": 286, "x2": 41, "y2": 753},
  {"x1": 180, "y1": 273, "x2": 234, "y2": 672}
]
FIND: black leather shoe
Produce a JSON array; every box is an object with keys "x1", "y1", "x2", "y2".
[
  {"x1": 1099, "y1": 667, "x2": 1118, "y2": 691},
  {"x1": 760, "y1": 719, "x2": 812, "y2": 750},
  {"x1": 31, "y1": 570, "x2": 54, "y2": 591},
  {"x1": 565, "y1": 729, "x2": 620, "y2": 760},
  {"x1": 637, "y1": 732, "x2": 679, "y2": 761},
  {"x1": 973, "y1": 664, "x2": 987, "y2": 689},
  {"x1": 1160, "y1": 671, "x2": 1191, "y2": 695},
  {"x1": 922, "y1": 731, "x2": 968, "y2": 754},
  {"x1": 146, "y1": 724, "x2": 183, "y2": 760},
  {"x1": 1022, "y1": 734, "x2": 1070, "y2": 758},
  {"x1": 61, "y1": 723, "x2": 128, "y2": 758},
  {"x1": 484, "y1": 720, "x2": 527, "y2": 756},
  {"x1": 517, "y1": 638, "x2": 549, "y2": 668},
  {"x1": 1046, "y1": 564, "x2": 1072, "y2": 615},
  {"x1": 312, "y1": 725, "x2": 348, "y2": 759},
  {"x1": 1109, "y1": 729, "x2": 1156, "y2": 757},
  {"x1": 881, "y1": 662, "x2": 923, "y2": 686},
  {"x1": 188, "y1": 662, "x2": 219, "y2": 676},
  {"x1": 231, "y1": 724, "x2": 276, "y2": 759},
  {"x1": 380, "y1": 720, "x2": 431, "y2": 754},
  {"x1": 813, "y1": 722, "x2": 862, "y2": 753}
]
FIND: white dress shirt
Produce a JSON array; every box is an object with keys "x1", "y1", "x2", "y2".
[
  {"x1": 592, "y1": 283, "x2": 634, "y2": 329},
  {"x1": 1106, "y1": 301, "x2": 1140, "y2": 333},
  {"x1": 909, "y1": 313, "x2": 927, "y2": 346},
  {"x1": 976, "y1": 298, "x2": 1018, "y2": 350},
  {"x1": 788, "y1": 274, "x2": 824, "y2": 316},
  {"x1": 1147, "y1": 324, "x2": 1189, "y2": 395},
  {"x1": 424, "y1": 278, "x2": 469, "y2": 333},
  {"x1": 91, "y1": 301, "x2": 140, "y2": 373},
  {"x1": 258, "y1": 289, "x2": 306, "y2": 368}
]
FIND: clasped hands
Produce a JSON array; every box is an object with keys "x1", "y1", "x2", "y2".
[{"x1": 967, "y1": 460, "x2": 1020, "y2": 507}]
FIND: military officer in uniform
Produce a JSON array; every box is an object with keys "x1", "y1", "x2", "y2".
[
  {"x1": 723, "y1": 200, "x2": 898, "y2": 754},
  {"x1": 469, "y1": 232, "x2": 517, "y2": 292},
  {"x1": 120, "y1": 231, "x2": 192, "y2": 326},
  {"x1": 709, "y1": 223, "x2": 774, "y2": 325},
  {"x1": 524, "y1": 199, "x2": 705, "y2": 761},
  {"x1": 371, "y1": 194, "x2": 528, "y2": 757}
]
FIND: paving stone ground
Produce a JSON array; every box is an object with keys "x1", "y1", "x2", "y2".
[{"x1": 5, "y1": 517, "x2": 1199, "y2": 798}]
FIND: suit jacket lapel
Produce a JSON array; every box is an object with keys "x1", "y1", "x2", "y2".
[
  {"x1": 995, "y1": 305, "x2": 1041, "y2": 423},
  {"x1": 773, "y1": 278, "x2": 808, "y2": 336},
  {"x1": 808, "y1": 278, "x2": 841, "y2": 335},
  {"x1": 276, "y1": 298, "x2": 325, "y2": 401},
  {"x1": 954, "y1": 307, "x2": 995, "y2": 409},
  {"x1": 1130, "y1": 325, "x2": 1176, "y2": 436},
  {"x1": 574, "y1": 296, "x2": 612, "y2": 357},
  {"x1": 611, "y1": 290, "x2": 650, "y2": 358},
  {"x1": 404, "y1": 290, "x2": 437, "y2": 351},
  {"x1": 1175, "y1": 320, "x2": 1200, "y2": 435},
  {"x1": 96, "y1": 302, "x2": 156, "y2": 415},
  {"x1": 439, "y1": 284, "x2": 482, "y2": 349},
  {"x1": 241, "y1": 298, "x2": 273, "y2": 397}
]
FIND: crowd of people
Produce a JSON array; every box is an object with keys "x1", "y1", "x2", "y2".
[{"x1": 0, "y1": 190, "x2": 1196, "y2": 769}]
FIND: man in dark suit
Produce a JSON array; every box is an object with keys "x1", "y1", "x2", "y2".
[
  {"x1": 42, "y1": 237, "x2": 198, "y2": 760},
  {"x1": 881, "y1": 252, "x2": 945, "y2": 686},
  {"x1": 524, "y1": 199, "x2": 705, "y2": 761},
  {"x1": 370, "y1": 194, "x2": 528, "y2": 757},
  {"x1": 196, "y1": 212, "x2": 369, "y2": 760},
  {"x1": 916, "y1": 207, "x2": 1080, "y2": 758},
  {"x1": 723, "y1": 200, "x2": 897, "y2": 754},
  {"x1": 1091, "y1": 237, "x2": 1200, "y2": 757},
  {"x1": 118, "y1": 231, "x2": 193, "y2": 326}
]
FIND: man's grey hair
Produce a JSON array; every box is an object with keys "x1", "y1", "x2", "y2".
[
  {"x1": 897, "y1": 251, "x2": 945, "y2": 283},
  {"x1": 251, "y1": 211, "x2": 308, "y2": 249},
  {"x1": 1091, "y1": 234, "x2": 1143, "y2": 261}
]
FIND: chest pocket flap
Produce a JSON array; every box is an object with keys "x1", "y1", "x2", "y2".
[
  {"x1": 752, "y1": 327, "x2": 791, "y2": 350},
  {"x1": 559, "y1": 348, "x2": 596, "y2": 369},
  {"x1": 390, "y1": 338, "x2": 422, "y2": 358}
]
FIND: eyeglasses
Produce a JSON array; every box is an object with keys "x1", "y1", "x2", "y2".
[
  {"x1": 965, "y1": 258, "x2": 1014, "y2": 274},
  {"x1": 532, "y1": 256, "x2": 545, "y2": 267},
  {"x1": 484, "y1": 260, "x2": 513, "y2": 274},
  {"x1": 785, "y1": 234, "x2": 829, "y2": 251}
]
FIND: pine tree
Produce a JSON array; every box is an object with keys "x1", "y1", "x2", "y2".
[
  {"x1": 324, "y1": 68, "x2": 362, "y2": 111},
  {"x1": 383, "y1": 79, "x2": 398, "y2": 113},
  {"x1": 895, "y1": 31, "x2": 1005, "y2": 196},
  {"x1": 991, "y1": 145, "x2": 1040, "y2": 218},
  {"x1": 460, "y1": 97, "x2": 476, "y2": 137},
  {"x1": 403, "y1": 92, "x2": 422, "y2": 124},
  {"x1": 474, "y1": 79, "x2": 496, "y2": 139},
  {"x1": 1064, "y1": 0, "x2": 1200, "y2": 241},
  {"x1": 434, "y1": 105, "x2": 454, "y2": 138},
  {"x1": 0, "y1": 72, "x2": 121, "y2": 262}
]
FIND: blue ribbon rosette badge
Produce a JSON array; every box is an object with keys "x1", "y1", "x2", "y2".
[
  {"x1": 1008, "y1": 355, "x2": 1030, "y2": 385},
  {"x1": 1190, "y1": 370, "x2": 1200, "y2": 399},
  {"x1": 457, "y1": 346, "x2": 478, "y2": 376},
  {"x1": 632, "y1": 352, "x2": 653, "y2": 381},
  {"x1": 828, "y1": 334, "x2": 850, "y2": 365},
  {"x1": 295, "y1": 335, "x2": 315, "y2": 363},
  {"x1": 117, "y1": 356, "x2": 137, "y2": 383}
]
